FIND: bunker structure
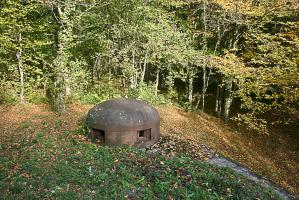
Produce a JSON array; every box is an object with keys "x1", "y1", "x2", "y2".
[{"x1": 86, "y1": 98, "x2": 160, "y2": 148}]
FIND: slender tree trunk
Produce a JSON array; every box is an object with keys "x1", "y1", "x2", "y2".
[
  {"x1": 130, "y1": 50, "x2": 138, "y2": 88},
  {"x1": 215, "y1": 75, "x2": 223, "y2": 118},
  {"x1": 17, "y1": 52, "x2": 25, "y2": 104},
  {"x1": 201, "y1": 1, "x2": 208, "y2": 112},
  {"x1": 130, "y1": 75, "x2": 135, "y2": 88},
  {"x1": 133, "y1": 71, "x2": 138, "y2": 88},
  {"x1": 201, "y1": 66, "x2": 212, "y2": 112},
  {"x1": 188, "y1": 76, "x2": 193, "y2": 107},
  {"x1": 93, "y1": 55, "x2": 100, "y2": 83},
  {"x1": 213, "y1": 20, "x2": 226, "y2": 118},
  {"x1": 195, "y1": 94, "x2": 200, "y2": 110},
  {"x1": 129, "y1": 52, "x2": 137, "y2": 89},
  {"x1": 155, "y1": 68, "x2": 160, "y2": 97},
  {"x1": 65, "y1": 67, "x2": 71, "y2": 98},
  {"x1": 215, "y1": 78, "x2": 219, "y2": 114},
  {"x1": 223, "y1": 76, "x2": 233, "y2": 123},
  {"x1": 213, "y1": 18, "x2": 226, "y2": 55},
  {"x1": 188, "y1": 67, "x2": 194, "y2": 108},
  {"x1": 16, "y1": 33, "x2": 25, "y2": 103},
  {"x1": 222, "y1": 13, "x2": 240, "y2": 121},
  {"x1": 132, "y1": 50, "x2": 136, "y2": 86},
  {"x1": 140, "y1": 51, "x2": 147, "y2": 84},
  {"x1": 140, "y1": 64, "x2": 146, "y2": 84},
  {"x1": 44, "y1": 76, "x2": 48, "y2": 97},
  {"x1": 201, "y1": 67, "x2": 206, "y2": 112}
]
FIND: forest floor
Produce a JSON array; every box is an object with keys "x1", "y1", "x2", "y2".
[
  {"x1": 159, "y1": 106, "x2": 299, "y2": 196},
  {"x1": 0, "y1": 103, "x2": 298, "y2": 198}
]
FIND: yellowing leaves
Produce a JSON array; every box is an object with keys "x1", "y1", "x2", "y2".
[{"x1": 211, "y1": 53, "x2": 251, "y2": 78}]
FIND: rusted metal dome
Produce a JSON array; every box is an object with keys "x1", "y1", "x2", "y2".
[{"x1": 86, "y1": 98, "x2": 160, "y2": 147}]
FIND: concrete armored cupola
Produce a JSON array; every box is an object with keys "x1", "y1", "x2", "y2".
[{"x1": 86, "y1": 98, "x2": 160, "y2": 148}]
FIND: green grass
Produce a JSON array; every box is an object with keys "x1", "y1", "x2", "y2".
[{"x1": 0, "y1": 131, "x2": 281, "y2": 200}]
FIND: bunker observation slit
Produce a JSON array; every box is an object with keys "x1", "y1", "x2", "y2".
[
  {"x1": 137, "y1": 129, "x2": 151, "y2": 142},
  {"x1": 90, "y1": 128, "x2": 105, "y2": 143}
]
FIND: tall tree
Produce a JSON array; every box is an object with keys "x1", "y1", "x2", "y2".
[
  {"x1": 0, "y1": 0, "x2": 49, "y2": 104},
  {"x1": 41, "y1": 0, "x2": 78, "y2": 113}
]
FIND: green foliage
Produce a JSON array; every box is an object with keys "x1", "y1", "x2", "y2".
[
  {"x1": 75, "y1": 81, "x2": 171, "y2": 106},
  {"x1": 233, "y1": 113, "x2": 268, "y2": 133},
  {"x1": 0, "y1": 0, "x2": 50, "y2": 103},
  {"x1": 128, "y1": 83, "x2": 170, "y2": 106},
  {"x1": 0, "y1": 0, "x2": 297, "y2": 131},
  {"x1": 69, "y1": 59, "x2": 90, "y2": 93},
  {"x1": 75, "y1": 81, "x2": 123, "y2": 104},
  {"x1": 26, "y1": 89, "x2": 48, "y2": 104},
  {"x1": 0, "y1": 80, "x2": 17, "y2": 104}
]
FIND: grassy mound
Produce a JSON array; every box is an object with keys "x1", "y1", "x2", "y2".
[{"x1": 0, "y1": 131, "x2": 280, "y2": 199}]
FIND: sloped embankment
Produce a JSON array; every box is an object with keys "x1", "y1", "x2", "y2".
[{"x1": 158, "y1": 106, "x2": 299, "y2": 196}]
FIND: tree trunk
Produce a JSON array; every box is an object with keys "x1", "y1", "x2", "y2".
[
  {"x1": 93, "y1": 55, "x2": 100, "y2": 83},
  {"x1": 201, "y1": 1, "x2": 208, "y2": 112},
  {"x1": 130, "y1": 50, "x2": 138, "y2": 88},
  {"x1": 140, "y1": 64, "x2": 146, "y2": 84},
  {"x1": 188, "y1": 68, "x2": 193, "y2": 108},
  {"x1": 53, "y1": 38, "x2": 67, "y2": 114},
  {"x1": 155, "y1": 68, "x2": 159, "y2": 97},
  {"x1": 201, "y1": 66, "x2": 212, "y2": 112},
  {"x1": 53, "y1": 71, "x2": 66, "y2": 113},
  {"x1": 215, "y1": 79, "x2": 219, "y2": 114},
  {"x1": 64, "y1": 67, "x2": 71, "y2": 98},
  {"x1": 201, "y1": 67, "x2": 206, "y2": 112},
  {"x1": 213, "y1": 18, "x2": 226, "y2": 55},
  {"x1": 16, "y1": 33, "x2": 25, "y2": 104},
  {"x1": 223, "y1": 76, "x2": 233, "y2": 123},
  {"x1": 188, "y1": 76, "x2": 193, "y2": 107},
  {"x1": 195, "y1": 94, "x2": 201, "y2": 110},
  {"x1": 140, "y1": 51, "x2": 147, "y2": 84},
  {"x1": 215, "y1": 75, "x2": 223, "y2": 118},
  {"x1": 51, "y1": 4, "x2": 73, "y2": 113}
]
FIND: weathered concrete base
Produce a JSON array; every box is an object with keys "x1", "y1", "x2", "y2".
[{"x1": 89, "y1": 125, "x2": 160, "y2": 148}]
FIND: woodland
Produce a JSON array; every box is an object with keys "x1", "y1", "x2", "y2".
[
  {"x1": 0, "y1": 0, "x2": 299, "y2": 198},
  {"x1": 0, "y1": 0, "x2": 298, "y2": 132}
]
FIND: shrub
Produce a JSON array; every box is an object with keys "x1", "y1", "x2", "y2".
[
  {"x1": 0, "y1": 80, "x2": 17, "y2": 104},
  {"x1": 128, "y1": 83, "x2": 171, "y2": 106},
  {"x1": 26, "y1": 89, "x2": 48, "y2": 104},
  {"x1": 75, "y1": 81, "x2": 123, "y2": 104}
]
